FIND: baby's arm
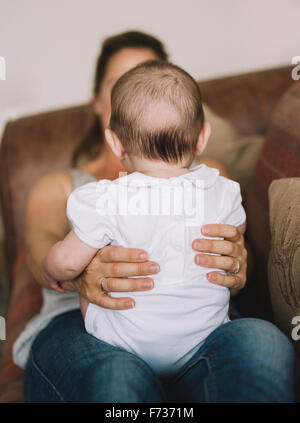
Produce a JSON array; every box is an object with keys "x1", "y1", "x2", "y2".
[{"x1": 43, "y1": 229, "x2": 98, "y2": 283}]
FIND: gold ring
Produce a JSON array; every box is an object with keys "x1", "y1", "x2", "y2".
[
  {"x1": 232, "y1": 261, "x2": 240, "y2": 275},
  {"x1": 100, "y1": 278, "x2": 107, "y2": 292}
]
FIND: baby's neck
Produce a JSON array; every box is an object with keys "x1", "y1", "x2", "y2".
[{"x1": 126, "y1": 156, "x2": 193, "y2": 178}]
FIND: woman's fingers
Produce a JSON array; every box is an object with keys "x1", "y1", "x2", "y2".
[
  {"x1": 194, "y1": 253, "x2": 241, "y2": 273},
  {"x1": 72, "y1": 276, "x2": 137, "y2": 310},
  {"x1": 192, "y1": 224, "x2": 247, "y2": 294},
  {"x1": 92, "y1": 292, "x2": 136, "y2": 310},
  {"x1": 98, "y1": 245, "x2": 149, "y2": 263},
  {"x1": 206, "y1": 271, "x2": 243, "y2": 289},
  {"x1": 192, "y1": 238, "x2": 242, "y2": 258},
  {"x1": 101, "y1": 261, "x2": 160, "y2": 278},
  {"x1": 201, "y1": 224, "x2": 241, "y2": 242},
  {"x1": 68, "y1": 245, "x2": 161, "y2": 310},
  {"x1": 100, "y1": 277, "x2": 154, "y2": 292}
]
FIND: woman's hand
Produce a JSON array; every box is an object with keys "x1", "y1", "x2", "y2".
[
  {"x1": 60, "y1": 246, "x2": 160, "y2": 310},
  {"x1": 60, "y1": 224, "x2": 246, "y2": 308},
  {"x1": 192, "y1": 224, "x2": 247, "y2": 296}
]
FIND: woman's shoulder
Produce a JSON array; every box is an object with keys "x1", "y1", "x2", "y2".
[
  {"x1": 69, "y1": 168, "x2": 97, "y2": 189},
  {"x1": 31, "y1": 170, "x2": 74, "y2": 198},
  {"x1": 31, "y1": 169, "x2": 96, "y2": 198}
]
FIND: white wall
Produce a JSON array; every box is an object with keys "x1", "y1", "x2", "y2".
[{"x1": 0, "y1": 0, "x2": 299, "y2": 138}]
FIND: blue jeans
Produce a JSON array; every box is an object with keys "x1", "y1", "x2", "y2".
[{"x1": 24, "y1": 309, "x2": 294, "y2": 403}]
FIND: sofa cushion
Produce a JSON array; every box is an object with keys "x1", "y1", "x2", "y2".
[
  {"x1": 246, "y1": 82, "x2": 300, "y2": 319},
  {"x1": 202, "y1": 105, "x2": 264, "y2": 199},
  {"x1": 268, "y1": 178, "x2": 300, "y2": 334},
  {"x1": 268, "y1": 177, "x2": 300, "y2": 402}
]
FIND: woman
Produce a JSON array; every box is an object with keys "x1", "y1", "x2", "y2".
[{"x1": 19, "y1": 31, "x2": 294, "y2": 402}]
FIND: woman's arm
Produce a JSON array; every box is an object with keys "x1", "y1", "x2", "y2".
[{"x1": 25, "y1": 171, "x2": 74, "y2": 290}]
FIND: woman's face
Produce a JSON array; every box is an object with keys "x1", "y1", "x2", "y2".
[{"x1": 93, "y1": 47, "x2": 160, "y2": 129}]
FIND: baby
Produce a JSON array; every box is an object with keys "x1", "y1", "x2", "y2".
[{"x1": 43, "y1": 61, "x2": 246, "y2": 378}]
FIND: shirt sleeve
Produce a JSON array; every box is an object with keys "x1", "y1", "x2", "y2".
[
  {"x1": 66, "y1": 181, "x2": 116, "y2": 249},
  {"x1": 222, "y1": 179, "x2": 246, "y2": 227}
]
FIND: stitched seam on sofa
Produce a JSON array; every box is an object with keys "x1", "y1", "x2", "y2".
[{"x1": 259, "y1": 154, "x2": 287, "y2": 178}]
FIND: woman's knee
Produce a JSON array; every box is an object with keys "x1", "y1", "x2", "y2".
[
  {"x1": 24, "y1": 352, "x2": 65, "y2": 403},
  {"x1": 25, "y1": 311, "x2": 166, "y2": 403},
  {"x1": 200, "y1": 318, "x2": 295, "y2": 402},
  {"x1": 26, "y1": 346, "x2": 166, "y2": 403},
  {"x1": 76, "y1": 349, "x2": 167, "y2": 403},
  {"x1": 217, "y1": 318, "x2": 295, "y2": 382},
  {"x1": 228, "y1": 318, "x2": 293, "y2": 358}
]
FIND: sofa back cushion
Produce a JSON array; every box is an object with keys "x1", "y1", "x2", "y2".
[
  {"x1": 203, "y1": 105, "x2": 264, "y2": 199},
  {"x1": 246, "y1": 82, "x2": 300, "y2": 319}
]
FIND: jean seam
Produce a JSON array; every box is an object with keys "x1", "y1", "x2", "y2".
[
  {"x1": 168, "y1": 351, "x2": 217, "y2": 402},
  {"x1": 203, "y1": 352, "x2": 217, "y2": 403},
  {"x1": 113, "y1": 353, "x2": 168, "y2": 401},
  {"x1": 172, "y1": 322, "x2": 233, "y2": 384},
  {"x1": 30, "y1": 351, "x2": 66, "y2": 403}
]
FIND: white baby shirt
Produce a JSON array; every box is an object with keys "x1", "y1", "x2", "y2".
[{"x1": 67, "y1": 164, "x2": 246, "y2": 377}]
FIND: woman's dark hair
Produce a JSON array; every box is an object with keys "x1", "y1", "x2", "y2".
[{"x1": 72, "y1": 30, "x2": 169, "y2": 167}]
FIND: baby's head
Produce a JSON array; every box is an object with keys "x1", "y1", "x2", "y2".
[{"x1": 105, "y1": 61, "x2": 211, "y2": 171}]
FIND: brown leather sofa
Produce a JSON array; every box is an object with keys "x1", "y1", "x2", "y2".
[{"x1": 0, "y1": 65, "x2": 298, "y2": 402}]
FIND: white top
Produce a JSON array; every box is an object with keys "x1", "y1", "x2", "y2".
[{"x1": 67, "y1": 165, "x2": 246, "y2": 377}]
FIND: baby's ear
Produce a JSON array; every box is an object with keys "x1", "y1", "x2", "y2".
[
  {"x1": 105, "y1": 129, "x2": 125, "y2": 159},
  {"x1": 194, "y1": 121, "x2": 211, "y2": 156}
]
